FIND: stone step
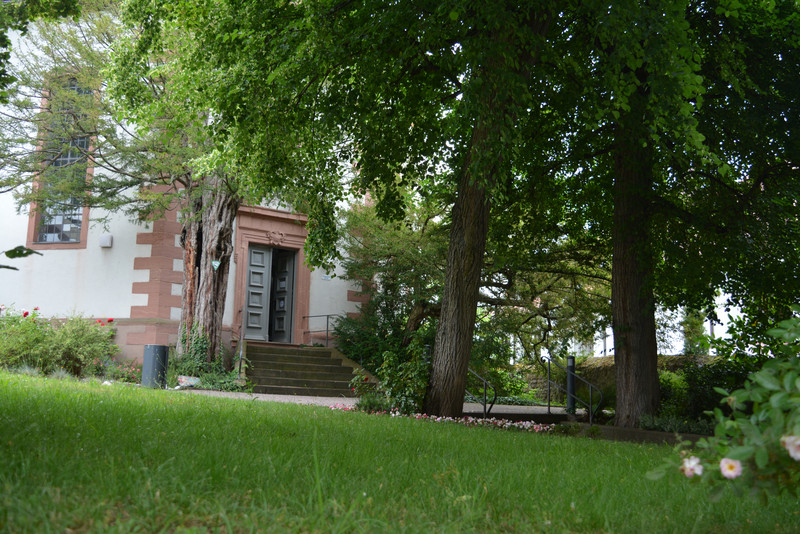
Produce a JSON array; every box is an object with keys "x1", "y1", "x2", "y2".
[
  {"x1": 245, "y1": 344, "x2": 358, "y2": 397},
  {"x1": 247, "y1": 352, "x2": 343, "y2": 366},
  {"x1": 252, "y1": 384, "x2": 355, "y2": 397},
  {"x1": 254, "y1": 376, "x2": 352, "y2": 389},
  {"x1": 248, "y1": 367, "x2": 355, "y2": 381},
  {"x1": 246, "y1": 345, "x2": 336, "y2": 358}
]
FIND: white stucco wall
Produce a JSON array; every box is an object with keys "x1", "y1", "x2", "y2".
[
  {"x1": 0, "y1": 197, "x2": 150, "y2": 319},
  {"x1": 308, "y1": 261, "x2": 360, "y2": 335}
]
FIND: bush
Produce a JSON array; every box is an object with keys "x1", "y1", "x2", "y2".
[
  {"x1": 35, "y1": 316, "x2": 118, "y2": 376},
  {"x1": 168, "y1": 325, "x2": 246, "y2": 391},
  {"x1": 105, "y1": 359, "x2": 142, "y2": 383},
  {"x1": 0, "y1": 307, "x2": 50, "y2": 369},
  {"x1": 0, "y1": 309, "x2": 118, "y2": 377},
  {"x1": 658, "y1": 370, "x2": 689, "y2": 417},
  {"x1": 174, "y1": 322, "x2": 213, "y2": 376},
  {"x1": 639, "y1": 414, "x2": 715, "y2": 436},
  {"x1": 333, "y1": 308, "x2": 403, "y2": 371},
  {"x1": 681, "y1": 358, "x2": 755, "y2": 420},
  {"x1": 650, "y1": 307, "x2": 800, "y2": 500},
  {"x1": 376, "y1": 348, "x2": 430, "y2": 415},
  {"x1": 355, "y1": 391, "x2": 393, "y2": 413}
]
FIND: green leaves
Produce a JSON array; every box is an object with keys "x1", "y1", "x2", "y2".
[{"x1": 1, "y1": 246, "x2": 42, "y2": 271}]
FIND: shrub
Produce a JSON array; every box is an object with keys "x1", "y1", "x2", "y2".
[
  {"x1": 658, "y1": 370, "x2": 689, "y2": 417},
  {"x1": 106, "y1": 359, "x2": 142, "y2": 383},
  {"x1": 174, "y1": 323, "x2": 213, "y2": 376},
  {"x1": 168, "y1": 328, "x2": 246, "y2": 391},
  {"x1": 376, "y1": 348, "x2": 430, "y2": 415},
  {"x1": 197, "y1": 356, "x2": 245, "y2": 391},
  {"x1": 650, "y1": 307, "x2": 800, "y2": 500},
  {"x1": 681, "y1": 358, "x2": 755, "y2": 420},
  {"x1": 355, "y1": 391, "x2": 393, "y2": 413},
  {"x1": 35, "y1": 316, "x2": 118, "y2": 376},
  {"x1": 0, "y1": 307, "x2": 50, "y2": 369},
  {"x1": 333, "y1": 308, "x2": 403, "y2": 371},
  {"x1": 639, "y1": 414, "x2": 715, "y2": 436}
]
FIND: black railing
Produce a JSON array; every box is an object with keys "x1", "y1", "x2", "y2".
[
  {"x1": 465, "y1": 367, "x2": 497, "y2": 418},
  {"x1": 544, "y1": 356, "x2": 603, "y2": 425},
  {"x1": 302, "y1": 314, "x2": 342, "y2": 347}
]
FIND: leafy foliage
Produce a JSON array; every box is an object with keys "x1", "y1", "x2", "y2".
[
  {"x1": 0, "y1": 308, "x2": 118, "y2": 377},
  {"x1": 34, "y1": 316, "x2": 118, "y2": 376},
  {"x1": 0, "y1": 307, "x2": 50, "y2": 369},
  {"x1": 650, "y1": 307, "x2": 800, "y2": 500},
  {"x1": 174, "y1": 322, "x2": 213, "y2": 376},
  {"x1": 0, "y1": 246, "x2": 42, "y2": 271},
  {"x1": 376, "y1": 347, "x2": 431, "y2": 416}
]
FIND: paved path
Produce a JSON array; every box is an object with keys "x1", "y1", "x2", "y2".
[{"x1": 176, "y1": 388, "x2": 578, "y2": 418}]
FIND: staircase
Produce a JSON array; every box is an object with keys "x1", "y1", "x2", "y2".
[{"x1": 245, "y1": 343, "x2": 358, "y2": 397}]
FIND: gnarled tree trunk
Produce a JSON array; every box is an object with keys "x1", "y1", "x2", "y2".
[{"x1": 180, "y1": 174, "x2": 240, "y2": 366}]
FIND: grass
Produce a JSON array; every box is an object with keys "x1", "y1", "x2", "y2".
[{"x1": 0, "y1": 372, "x2": 797, "y2": 533}]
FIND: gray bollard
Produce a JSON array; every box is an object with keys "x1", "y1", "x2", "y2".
[
  {"x1": 566, "y1": 355, "x2": 576, "y2": 413},
  {"x1": 142, "y1": 344, "x2": 169, "y2": 388}
]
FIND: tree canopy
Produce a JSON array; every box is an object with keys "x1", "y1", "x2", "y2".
[{"x1": 97, "y1": 0, "x2": 800, "y2": 422}]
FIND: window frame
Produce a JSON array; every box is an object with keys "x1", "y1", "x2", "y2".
[{"x1": 26, "y1": 77, "x2": 95, "y2": 251}]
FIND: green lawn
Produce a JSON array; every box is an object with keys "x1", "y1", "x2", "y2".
[{"x1": 0, "y1": 372, "x2": 797, "y2": 533}]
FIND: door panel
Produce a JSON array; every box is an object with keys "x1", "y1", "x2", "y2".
[
  {"x1": 269, "y1": 249, "x2": 295, "y2": 343},
  {"x1": 244, "y1": 245, "x2": 271, "y2": 341}
]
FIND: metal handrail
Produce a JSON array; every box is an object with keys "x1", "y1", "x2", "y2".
[
  {"x1": 545, "y1": 357, "x2": 603, "y2": 425},
  {"x1": 237, "y1": 307, "x2": 246, "y2": 375},
  {"x1": 302, "y1": 314, "x2": 342, "y2": 347},
  {"x1": 465, "y1": 367, "x2": 497, "y2": 418}
]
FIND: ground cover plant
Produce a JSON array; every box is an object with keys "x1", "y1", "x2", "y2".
[{"x1": 1, "y1": 372, "x2": 797, "y2": 533}]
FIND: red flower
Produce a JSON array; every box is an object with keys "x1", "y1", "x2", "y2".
[
  {"x1": 107, "y1": 318, "x2": 114, "y2": 323},
  {"x1": 96, "y1": 319, "x2": 102, "y2": 323},
  {"x1": 363, "y1": 376, "x2": 369, "y2": 382},
  {"x1": 100, "y1": 323, "x2": 106, "y2": 326},
  {"x1": 33, "y1": 307, "x2": 39, "y2": 311},
  {"x1": 22, "y1": 311, "x2": 29, "y2": 318}
]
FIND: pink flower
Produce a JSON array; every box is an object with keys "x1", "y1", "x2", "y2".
[
  {"x1": 781, "y1": 435, "x2": 800, "y2": 461},
  {"x1": 22, "y1": 311, "x2": 29, "y2": 318},
  {"x1": 680, "y1": 456, "x2": 703, "y2": 478},
  {"x1": 720, "y1": 458, "x2": 743, "y2": 479},
  {"x1": 34, "y1": 307, "x2": 39, "y2": 311}
]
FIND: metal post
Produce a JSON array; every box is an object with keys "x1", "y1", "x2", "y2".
[
  {"x1": 566, "y1": 355, "x2": 576, "y2": 413},
  {"x1": 547, "y1": 360, "x2": 551, "y2": 414}
]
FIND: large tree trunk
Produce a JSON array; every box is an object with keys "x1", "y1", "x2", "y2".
[
  {"x1": 422, "y1": 12, "x2": 551, "y2": 417},
  {"x1": 180, "y1": 175, "x2": 240, "y2": 366},
  {"x1": 423, "y1": 134, "x2": 493, "y2": 416},
  {"x1": 612, "y1": 111, "x2": 660, "y2": 428}
]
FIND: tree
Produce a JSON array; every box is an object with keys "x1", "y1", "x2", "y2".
[
  {"x1": 681, "y1": 309, "x2": 708, "y2": 356},
  {"x1": 0, "y1": 0, "x2": 245, "y2": 362},
  {"x1": 114, "y1": 0, "x2": 800, "y2": 423},
  {"x1": 0, "y1": 0, "x2": 81, "y2": 102},
  {"x1": 336, "y1": 194, "x2": 611, "y2": 381},
  {"x1": 116, "y1": 0, "x2": 587, "y2": 416},
  {"x1": 571, "y1": 0, "x2": 800, "y2": 426}
]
